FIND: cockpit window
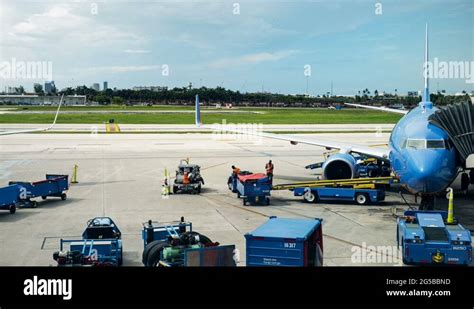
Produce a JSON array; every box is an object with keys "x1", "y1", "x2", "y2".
[
  {"x1": 427, "y1": 140, "x2": 445, "y2": 149},
  {"x1": 406, "y1": 139, "x2": 425, "y2": 149},
  {"x1": 405, "y1": 139, "x2": 446, "y2": 150}
]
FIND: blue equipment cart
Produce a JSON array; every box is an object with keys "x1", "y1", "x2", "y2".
[
  {"x1": 141, "y1": 217, "x2": 236, "y2": 267},
  {"x1": 231, "y1": 173, "x2": 271, "y2": 206},
  {"x1": 0, "y1": 184, "x2": 22, "y2": 214},
  {"x1": 397, "y1": 211, "x2": 472, "y2": 265},
  {"x1": 53, "y1": 217, "x2": 123, "y2": 266},
  {"x1": 293, "y1": 186, "x2": 385, "y2": 205},
  {"x1": 9, "y1": 174, "x2": 69, "y2": 208},
  {"x1": 245, "y1": 216, "x2": 323, "y2": 267}
]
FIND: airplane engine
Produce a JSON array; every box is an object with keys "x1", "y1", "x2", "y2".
[{"x1": 322, "y1": 153, "x2": 358, "y2": 180}]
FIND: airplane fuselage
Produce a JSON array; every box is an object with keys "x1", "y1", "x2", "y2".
[{"x1": 389, "y1": 102, "x2": 458, "y2": 194}]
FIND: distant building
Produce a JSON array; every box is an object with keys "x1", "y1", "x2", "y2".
[
  {"x1": 92, "y1": 83, "x2": 100, "y2": 91},
  {"x1": 132, "y1": 86, "x2": 167, "y2": 92},
  {"x1": 0, "y1": 94, "x2": 87, "y2": 105},
  {"x1": 44, "y1": 81, "x2": 55, "y2": 94},
  {"x1": 103, "y1": 81, "x2": 108, "y2": 90},
  {"x1": 407, "y1": 91, "x2": 420, "y2": 97}
]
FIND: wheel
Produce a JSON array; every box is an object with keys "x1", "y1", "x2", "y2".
[
  {"x1": 146, "y1": 242, "x2": 171, "y2": 267},
  {"x1": 60, "y1": 193, "x2": 67, "y2": 201},
  {"x1": 9, "y1": 205, "x2": 16, "y2": 214},
  {"x1": 470, "y1": 170, "x2": 474, "y2": 184},
  {"x1": 265, "y1": 197, "x2": 270, "y2": 205},
  {"x1": 227, "y1": 177, "x2": 233, "y2": 190},
  {"x1": 41, "y1": 196, "x2": 47, "y2": 200},
  {"x1": 118, "y1": 249, "x2": 123, "y2": 266},
  {"x1": 315, "y1": 243, "x2": 323, "y2": 267},
  {"x1": 461, "y1": 172, "x2": 469, "y2": 191},
  {"x1": 173, "y1": 186, "x2": 178, "y2": 194},
  {"x1": 31, "y1": 201, "x2": 38, "y2": 208},
  {"x1": 303, "y1": 190, "x2": 317, "y2": 203},
  {"x1": 186, "y1": 231, "x2": 213, "y2": 245},
  {"x1": 355, "y1": 193, "x2": 368, "y2": 205},
  {"x1": 197, "y1": 185, "x2": 201, "y2": 194},
  {"x1": 237, "y1": 192, "x2": 241, "y2": 198},
  {"x1": 243, "y1": 198, "x2": 247, "y2": 206},
  {"x1": 142, "y1": 240, "x2": 166, "y2": 265}
]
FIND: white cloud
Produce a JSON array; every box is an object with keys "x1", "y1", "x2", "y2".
[{"x1": 210, "y1": 50, "x2": 298, "y2": 69}]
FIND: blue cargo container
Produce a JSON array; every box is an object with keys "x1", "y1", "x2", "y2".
[{"x1": 245, "y1": 216, "x2": 323, "y2": 267}]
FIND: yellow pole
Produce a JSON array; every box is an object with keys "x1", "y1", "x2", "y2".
[
  {"x1": 71, "y1": 164, "x2": 79, "y2": 184},
  {"x1": 446, "y1": 187, "x2": 454, "y2": 224}
]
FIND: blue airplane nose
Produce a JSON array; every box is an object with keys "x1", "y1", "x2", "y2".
[{"x1": 405, "y1": 150, "x2": 456, "y2": 193}]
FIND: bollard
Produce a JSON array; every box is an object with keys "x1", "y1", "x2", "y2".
[
  {"x1": 446, "y1": 187, "x2": 454, "y2": 224},
  {"x1": 71, "y1": 164, "x2": 79, "y2": 184}
]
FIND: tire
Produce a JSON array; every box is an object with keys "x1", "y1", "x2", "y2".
[
  {"x1": 186, "y1": 231, "x2": 213, "y2": 245},
  {"x1": 265, "y1": 197, "x2": 270, "y2": 205},
  {"x1": 243, "y1": 198, "x2": 247, "y2": 206},
  {"x1": 61, "y1": 193, "x2": 67, "y2": 201},
  {"x1": 41, "y1": 196, "x2": 47, "y2": 200},
  {"x1": 355, "y1": 193, "x2": 368, "y2": 205},
  {"x1": 146, "y1": 242, "x2": 171, "y2": 267},
  {"x1": 303, "y1": 190, "x2": 317, "y2": 203},
  {"x1": 9, "y1": 205, "x2": 16, "y2": 214},
  {"x1": 197, "y1": 185, "x2": 201, "y2": 194},
  {"x1": 31, "y1": 201, "x2": 38, "y2": 208},
  {"x1": 173, "y1": 186, "x2": 178, "y2": 194},
  {"x1": 461, "y1": 173, "x2": 469, "y2": 191},
  {"x1": 142, "y1": 240, "x2": 166, "y2": 266},
  {"x1": 470, "y1": 170, "x2": 474, "y2": 184},
  {"x1": 315, "y1": 243, "x2": 323, "y2": 267},
  {"x1": 227, "y1": 177, "x2": 233, "y2": 191}
]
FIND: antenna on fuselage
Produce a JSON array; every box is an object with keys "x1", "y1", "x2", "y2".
[{"x1": 421, "y1": 23, "x2": 432, "y2": 111}]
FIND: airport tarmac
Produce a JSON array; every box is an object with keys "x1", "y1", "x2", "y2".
[{"x1": 0, "y1": 132, "x2": 472, "y2": 266}]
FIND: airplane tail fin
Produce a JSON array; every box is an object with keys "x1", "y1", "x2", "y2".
[{"x1": 195, "y1": 94, "x2": 201, "y2": 127}]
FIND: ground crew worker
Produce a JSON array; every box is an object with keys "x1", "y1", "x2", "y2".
[
  {"x1": 183, "y1": 171, "x2": 190, "y2": 184},
  {"x1": 231, "y1": 165, "x2": 241, "y2": 176},
  {"x1": 265, "y1": 160, "x2": 274, "y2": 183}
]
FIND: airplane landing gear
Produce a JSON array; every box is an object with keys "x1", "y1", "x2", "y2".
[
  {"x1": 470, "y1": 170, "x2": 474, "y2": 184},
  {"x1": 419, "y1": 195, "x2": 434, "y2": 211}
]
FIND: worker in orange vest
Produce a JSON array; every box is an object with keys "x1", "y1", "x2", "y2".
[
  {"x1": 265, "y1": 160, "x2": 274, "y2": 183},
  {"x1": 232, "y1": 165, "x2": 241, "y2": 176},
  {"x1": 183, "y1": 171, "x2": 190, "y2": 184}
]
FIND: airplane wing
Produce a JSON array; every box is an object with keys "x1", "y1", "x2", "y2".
[
  {"x1": 195, "y1": 96, "x2": 390, "y2": 159},
  {"x1": 0, "y1": 95, "x2": 63, "y2": 136},
  {"x1": 345, "y1": 103, "x2": 409, "y2": 115}
]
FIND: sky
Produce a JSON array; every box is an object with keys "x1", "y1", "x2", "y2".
[{"x1": 0, "y1": 0, "x2": 473, "y2": 95}]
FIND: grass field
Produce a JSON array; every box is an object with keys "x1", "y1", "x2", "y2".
[{"x1": 0, "y1": 106, "x2": 402, "y2": 124}]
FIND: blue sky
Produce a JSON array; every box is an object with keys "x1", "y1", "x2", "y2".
[{"x1": 0, "y1": 0, "x2": 472, "y2": 95}]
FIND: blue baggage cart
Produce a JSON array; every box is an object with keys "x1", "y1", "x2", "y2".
[
  {"x1": 235, "y1": 173, "x2": 271, "y2": 206},
  {"x1": 0, "y1": 184, "x2": 22, "y2": 214},
  {"x1": 293, "y1": 186, "x2": 385, "y2": 205},
  {"x1": 54, "y1": 217, "x2": 123, "y2": 266},
  {"x1": 9, "y1": 174, "x2": 69, "y2": 207}
]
